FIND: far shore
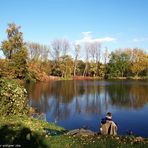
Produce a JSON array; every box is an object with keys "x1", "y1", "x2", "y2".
[{"x1": 45, "y1": 75, "x2": 148, "y2": 82}]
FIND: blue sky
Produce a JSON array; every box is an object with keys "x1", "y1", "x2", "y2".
[{"x1": 0, "y1": 0, "x2": 148, "y2": 58}]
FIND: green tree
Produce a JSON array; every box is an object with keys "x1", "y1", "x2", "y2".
[
  {"x1": 11, "y1": 48, "x2": 28, "y2": 79},
  {"x1": 76, "y1": 60, "x2": 85, "y2": 76},
  {"x1": 88, "y1": 62, "x2": 97, "y2": 77},
  {"x1": 107, "y1": 50, "x2": 130, "y2": 78}
]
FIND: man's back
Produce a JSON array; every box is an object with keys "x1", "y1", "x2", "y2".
[
  {"x1": 100, "y1": 120, "x2": 117, "y2": 135},
  {"x1": 100, "y1": 112, "x2": 118, "y2": 136}
]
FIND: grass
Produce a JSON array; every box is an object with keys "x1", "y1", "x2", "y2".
[
  {"x1": 44, "y1": 135, "x2": 148, "y2": 148},
  {"x1": 0, "y1": 115, "x2": 148, "y2": 148}
]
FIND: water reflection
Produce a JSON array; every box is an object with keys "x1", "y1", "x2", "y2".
[
  {"x1": 106, "y1": 81, "x2": 148, "y2": 109},
  {"x1": 26, "y1": 80, "x2": 148, "y2": 136}
]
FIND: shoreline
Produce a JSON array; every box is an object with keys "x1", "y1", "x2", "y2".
[{"x1": 39, "y1": 75, "x2": 148, "y2": 82}]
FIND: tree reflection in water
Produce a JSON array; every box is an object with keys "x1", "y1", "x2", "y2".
[
  {"x1": 106, "y1": 81, "x2": 148, "y2": 109},
  {"x1": 26, "y1": 80, "x2": 148, "y2": 122}
]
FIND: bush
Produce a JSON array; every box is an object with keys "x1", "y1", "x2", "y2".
[{"x1": 0, "y1": 78, "x2": 29, "y2": 116}]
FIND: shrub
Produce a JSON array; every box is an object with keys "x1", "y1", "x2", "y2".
[{"x1": 0, "y1": 78, "x2": 29, "y2": 116}]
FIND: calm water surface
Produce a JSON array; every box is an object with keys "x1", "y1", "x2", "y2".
[{"x1": 26, "y1": 80, "x2": 148, "y2": 137}]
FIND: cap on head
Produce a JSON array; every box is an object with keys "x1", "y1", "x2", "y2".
[
  {"x1": 106, "y1": 112, "x2": 112, "y2": 119},
  {"x1": 107, "y1": 112, "x2": 112, "y2": 117}
]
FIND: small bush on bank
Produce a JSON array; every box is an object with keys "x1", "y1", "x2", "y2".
[{"x1": 0, "y1": 78, "x2": 29, "y2": 116}]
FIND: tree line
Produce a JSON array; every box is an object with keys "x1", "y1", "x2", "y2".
[{"x1": 0, "y1": 23, "x2": 148, "y2": 82}]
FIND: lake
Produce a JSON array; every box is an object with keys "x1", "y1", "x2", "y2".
[{"x1": 26, "y1": 80, "x2": 148, "y2": 137}]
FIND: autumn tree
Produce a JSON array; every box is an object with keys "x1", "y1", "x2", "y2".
[
  {"x1": 59, "y1": 55, "x2": 74, "y2": 78},
  {"x1": 1, "y1": 23, "x2": 28, "y2": 79},
  {"x1": 1, "y1": 23, "x2": 24, "y2": 59},
  {"x1": 130, "y1": 48, "x2": 148, "y2": 76},
  {"x1": 27, "y1": 42, "x2": 51, "y2": 74},
  {"x1": 51, "y1": 39, "x2": 71, "y2": 77}
]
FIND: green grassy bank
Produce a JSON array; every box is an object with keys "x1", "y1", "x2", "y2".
[{"x1": 0, "y1": 116, "x2": 148, "y2": 148}]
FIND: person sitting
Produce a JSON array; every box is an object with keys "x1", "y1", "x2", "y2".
[{"x1": 100, "y1": 112, "x2": 117, "y2": 136}]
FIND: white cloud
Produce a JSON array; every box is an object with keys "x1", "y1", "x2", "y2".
[
  {"x1": 133, "y1": 37, "x2": 148, "y2": 42},
  {"x1": 75, "y1": 32, "x2": 116, "y2": 45}
]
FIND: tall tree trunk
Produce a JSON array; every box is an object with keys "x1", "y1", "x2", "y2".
[
  {"x1": 74, "y1": 60, "x2": 77, "y2": 77},
  {"x1": 83, "y1": 62, "x2": 88, "y2": 76}
]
